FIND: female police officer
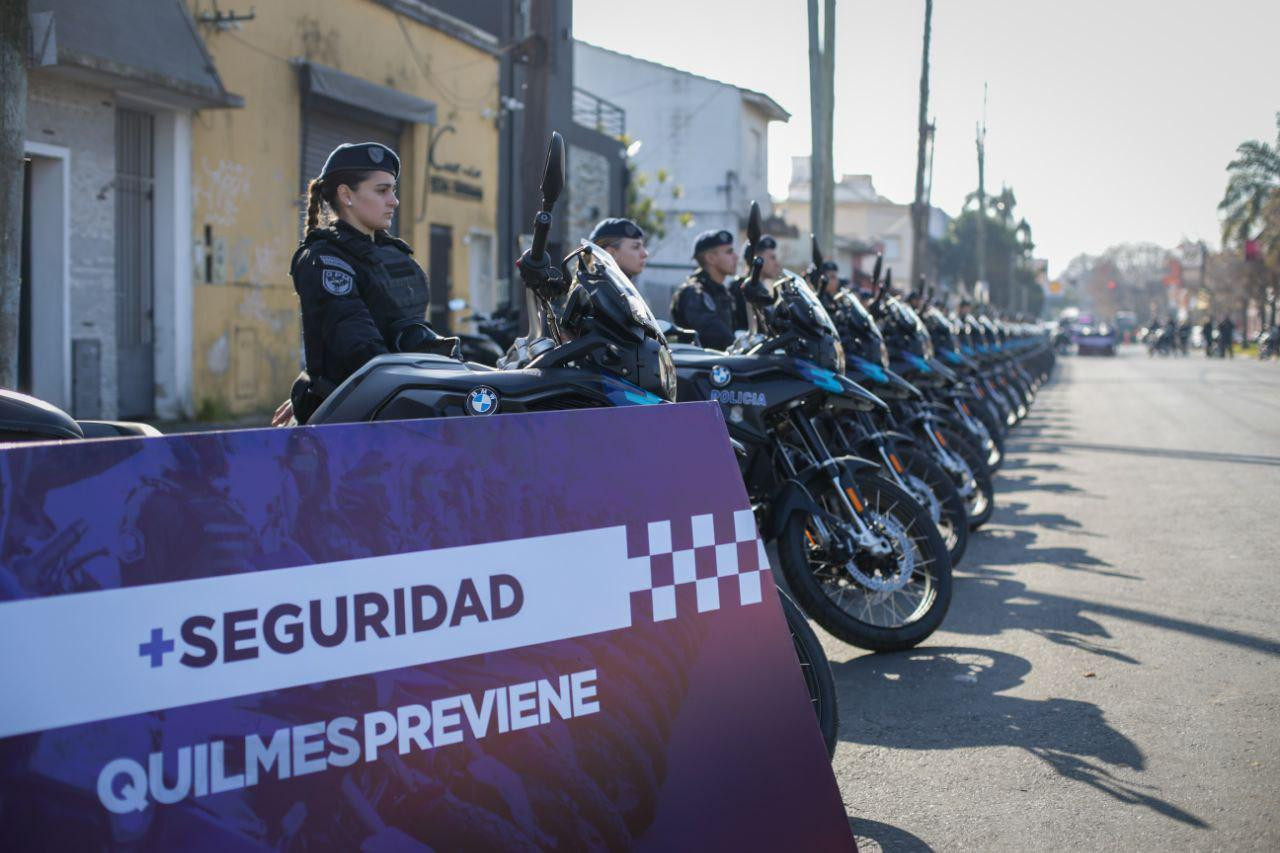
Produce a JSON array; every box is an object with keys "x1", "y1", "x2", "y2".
[{"x1": 276, "y1": 142, "x2": 451, "y2": 425}]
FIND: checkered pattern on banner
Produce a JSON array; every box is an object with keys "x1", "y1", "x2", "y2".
[{"x1": 626, "y1": 510, "x2": 770, "y2": 623}]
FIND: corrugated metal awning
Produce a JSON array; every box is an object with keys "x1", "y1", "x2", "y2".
[
  {"x1": 298, "y1": 62, "x2": 437, "y2": 126},
  {"x1": 28, "y1": 0, "x2": 242, "y2": 109}
]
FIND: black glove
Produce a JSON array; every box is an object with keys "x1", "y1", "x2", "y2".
[
  {"x1": 393, "y1": 323, "x2": 461, "y2": 359},
  {"x1": 517, "y1": 249, "x2": 568, "y2": 301}
]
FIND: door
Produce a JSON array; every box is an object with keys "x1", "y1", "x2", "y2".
[
  {"x1": 429, "y1": 224, "x2": 453, "y2": 333},
  {"x1": 115, "y1": 108, "x2": 155, "y2": 418}
]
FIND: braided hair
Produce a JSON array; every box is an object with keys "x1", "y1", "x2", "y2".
[{"x1": 303, "y1": 170, "x2": 375, "y2": 232}]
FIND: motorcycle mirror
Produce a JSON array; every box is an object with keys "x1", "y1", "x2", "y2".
[
  {"x1": 540, "y1": 131, "x2": 565, "y2": 210},
  {"x1": 871, "y1": 254, "x2": 883, "y2": 286}
]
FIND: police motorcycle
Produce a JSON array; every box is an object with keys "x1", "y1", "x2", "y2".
[
  {"x1": 667, "y1": 204, "x2": 953, "y2": 653},
  {"x1": 301, "y1": 136, "x2": 840, "y2": 756},
  {"x1": 957, "y1": 313, "x2": 1022, "y2": 428},
  {"x1": 864, "y1": 277, "x2": 997, "y2": 531},
  {"x1": 918, "y1": 294, "x2": 1007, "y2": 471},
  {"x1": 808, "y1": 247, "x2": 971, "y2": 567}
]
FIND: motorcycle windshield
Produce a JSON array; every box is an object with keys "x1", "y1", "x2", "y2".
[
  {"x1": 778, "y1": 270, "x2": 840, "y2": 338},
  {"x1": 580, "y1": 239, "x2": 661, "y2": 337},
  {"x1": 889, "y1": 300, "x2": 935, "y2": 359}
]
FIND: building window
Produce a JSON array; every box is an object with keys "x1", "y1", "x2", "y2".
[{"x1": 749, "y1": 128, "x2": 763, "y2": 179}]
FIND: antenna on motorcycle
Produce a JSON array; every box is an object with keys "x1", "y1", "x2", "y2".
[
  {"x1": 808, "y1": 235, "x2": 826, "y2": 289},
  {"x1": 871, "y1": 267, "x2": 891, "y2": 312}
]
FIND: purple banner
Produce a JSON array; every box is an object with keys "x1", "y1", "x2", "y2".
[{"x1": 0, "y1": 403, "x2": 852, "y2": 850}]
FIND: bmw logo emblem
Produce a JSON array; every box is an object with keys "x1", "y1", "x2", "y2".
[
  {"x1": 466, "y1": 386, "x2": 499, "y2": 416},
  {"x1": 710, "y1": 365, "x2": 732, "y2": 387}
]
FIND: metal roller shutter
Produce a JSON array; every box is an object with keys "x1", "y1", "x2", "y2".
[{"x1": 301, "y1": 104, "x2": 403, "y2": 236}]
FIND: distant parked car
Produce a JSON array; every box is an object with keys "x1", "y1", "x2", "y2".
[{"x1": 1074, "y1": 322, "x2": 1117, "y2": 356}]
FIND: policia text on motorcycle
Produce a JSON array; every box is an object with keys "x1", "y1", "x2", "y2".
[{"x1": 277, "y1": 142, "x2": 453, "y2": 425}]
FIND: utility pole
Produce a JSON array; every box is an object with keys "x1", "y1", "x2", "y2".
[
  {"x1": 807, "y1": 0, "x2": 835, "y2": 255},
  {"x1": 909, "y1": 0, "x2": 933, "y2": 290},
  {"x1": 974, "y1": 84, "x2": 988, "y2": 305},
  {"x1": 0, "y1": 0, "x2": 28, "y2": 388}
]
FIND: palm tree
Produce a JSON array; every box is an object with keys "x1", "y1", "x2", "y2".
[
  {"x1": 1219, "y1": 113, "x2": 1280, "y2": 329},
  {"x1": 1219, "y1": 112, "x2": 1280, "y2": 245}
]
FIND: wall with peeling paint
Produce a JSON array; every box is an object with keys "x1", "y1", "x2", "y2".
[{"x1": 188, "y1": 0, "x2": 500, "y2": 416}]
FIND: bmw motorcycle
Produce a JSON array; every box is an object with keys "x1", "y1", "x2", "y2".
[
  {"x1": 304, "y1": 137, "x2": 840, "y2": 754},
  {"x1": 669, "y1": 206, "x2": 953, "y2": 653},
  {"x1": 813, "y1": 253, "x2": 970, "y2": 566}
]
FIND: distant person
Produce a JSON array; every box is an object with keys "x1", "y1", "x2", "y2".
[
  {"x1": 1218, "y1": 315, "x2": 1235, "y2": 358},
  {"x1": 1202, "y1": 317, "x2": 1214, "y2": 357},
  {"x1": 669, "y1": 229, "x2": 739, "y2": 350},
  {"x1": 588, "y1": 217, "x2": 648, "y2": 281},
  {"x1": 1178, "y1": 320, "x2": 1190, "y2": 355}
]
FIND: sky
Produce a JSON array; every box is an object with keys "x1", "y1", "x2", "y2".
[{"x1": 575, "y1": 0, "x2": 1280, "y2": 276}]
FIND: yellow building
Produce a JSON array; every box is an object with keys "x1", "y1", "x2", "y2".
[{"x1": 189, "y1": 0, "x2": 501, "y2": 417}]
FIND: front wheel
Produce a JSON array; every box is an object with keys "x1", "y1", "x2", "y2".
[
  {"x1": 779, "y1": 475, "x2": 953, "y2": 652},
  {"x1": 779, "y1": 590, "x2": 839, "y2": 758},
  {"x1": 895, "y1": 447, "x2": 970, "y2": 568}
]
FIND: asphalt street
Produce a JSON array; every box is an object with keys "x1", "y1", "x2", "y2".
[{"x1": 824, "y1": 347, "x2": 1280, "y2": 851}]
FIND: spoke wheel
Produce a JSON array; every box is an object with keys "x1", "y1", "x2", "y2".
[{"x1": 779, "y1": 475, "x2": 953, "y2": 652}]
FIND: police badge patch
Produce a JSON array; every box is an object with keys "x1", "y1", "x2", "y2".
[
  {"x1": 702, "y1": 292, "x2": 716, "y2": 311},
  {"x1": 322, "y1": 268, "x2": 354, "y2": 296}
]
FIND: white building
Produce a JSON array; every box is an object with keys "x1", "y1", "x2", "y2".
[
  {"x1": 22, "y1": 0, "x2": 240, "y2": 419},
  {"x1": 774, "y1": 156, "x2": 950, "y2": 286},
  {"x1": 573, "y1": 42, "x2": 789, "y2": 315}
]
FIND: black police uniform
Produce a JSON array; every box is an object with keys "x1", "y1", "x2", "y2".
[
  {"x1": 288, "y1": 141, "x2": 438, "y2": 422},
  {"x1": 290, "y1": 220, "x2": 430, "y2": 415},
  {"x1": 670, "y1": 269, "x2": 737, "y2": 350}
]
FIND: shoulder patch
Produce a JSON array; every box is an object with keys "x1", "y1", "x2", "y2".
[
  {"x1": 317, "y1": 254, "x2": 356, "y2": 275},
  {"x1": 702, "y1": 292, "x2": 716, "y2": 311},
  {"x1": 322, "y1": 268, "x2": 355, "y2": 296}
]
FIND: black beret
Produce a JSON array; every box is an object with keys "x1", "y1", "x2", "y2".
[
  {"x1": 589, "y1": 217, "x2": 644, "y2": 242},
  {"x1": 757, "y1": 235, "x2": 778, "y2": 250},
  {"x1": 821, "y1": 260, "x2": 839, "y2": 272},
  {"x1": 693, "y1": 229, "x2": 735, "y2": 257},
  {"x1": 320, "y1": 142, "x2": 400, "y2": 179}
]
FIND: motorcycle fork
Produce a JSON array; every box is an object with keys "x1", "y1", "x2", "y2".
[{"x1": 789, "y1": 409, "x2": 889, "y2": 556}]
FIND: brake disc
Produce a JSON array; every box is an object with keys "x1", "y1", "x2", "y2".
[
  {"x1": 904, "y1": 473, "x2": 942, "y2": 524},
  {"x1": 837, "y1": 511, "x2": 916, "y2": 593}
]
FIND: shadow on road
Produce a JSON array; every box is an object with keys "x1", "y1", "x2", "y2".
[
  {"x1": 848, "y1": 816, "x2": 934, "y2": 852},
  {"x1": 835, "y1": 647, "x2": 1209, "y2": 830},
  {"x1": 1008, "y1": 440, "x2": 1280, "y2": 468}
]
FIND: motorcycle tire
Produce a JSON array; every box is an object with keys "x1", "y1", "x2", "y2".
[
  {"x1": 928, "y1": 423, "x2": 995, "y2": 530},
  {"x1": 779, "y1": 589, "x2": 839, "y2": 759},
  {"x1": 779, "y1": 474, "x2": 953, "y2": 653},
  {"x1": 895, "y1": 446, "x2": 970, "y2": 567}
]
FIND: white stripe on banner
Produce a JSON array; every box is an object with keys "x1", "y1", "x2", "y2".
[{"x1": 0, "y1": 526, "x2": 650, "y2": 739}]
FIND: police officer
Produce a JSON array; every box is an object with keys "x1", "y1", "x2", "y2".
[
  {"x1": 588, "y1": 217, "x2": 648, "y2": 280},
  {"x1": 670, "y1": 229, "x2": 739, "y2": 350},
  {"x1": 278, "y1": 142, "x2": 448, "y2": 425}
]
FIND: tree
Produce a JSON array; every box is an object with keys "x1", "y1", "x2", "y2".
[
  {"x1": 625, "y1": 166, "x2": 691, "y2": 257},
  {"x1": 1219, "y1": 112, "x2": 1280, "y2": 330},
  {"x1": 934, "y1": 184, "x2": 1037, "y2": 311}
]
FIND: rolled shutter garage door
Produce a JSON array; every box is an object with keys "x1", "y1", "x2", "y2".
[{"x1": 302, "y1": 106, "x2": 402, "y2": 236}]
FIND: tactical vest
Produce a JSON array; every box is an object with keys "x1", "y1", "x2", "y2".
[{"x1": 293, "y1": 224, "x2": 430, "y2": 351}]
